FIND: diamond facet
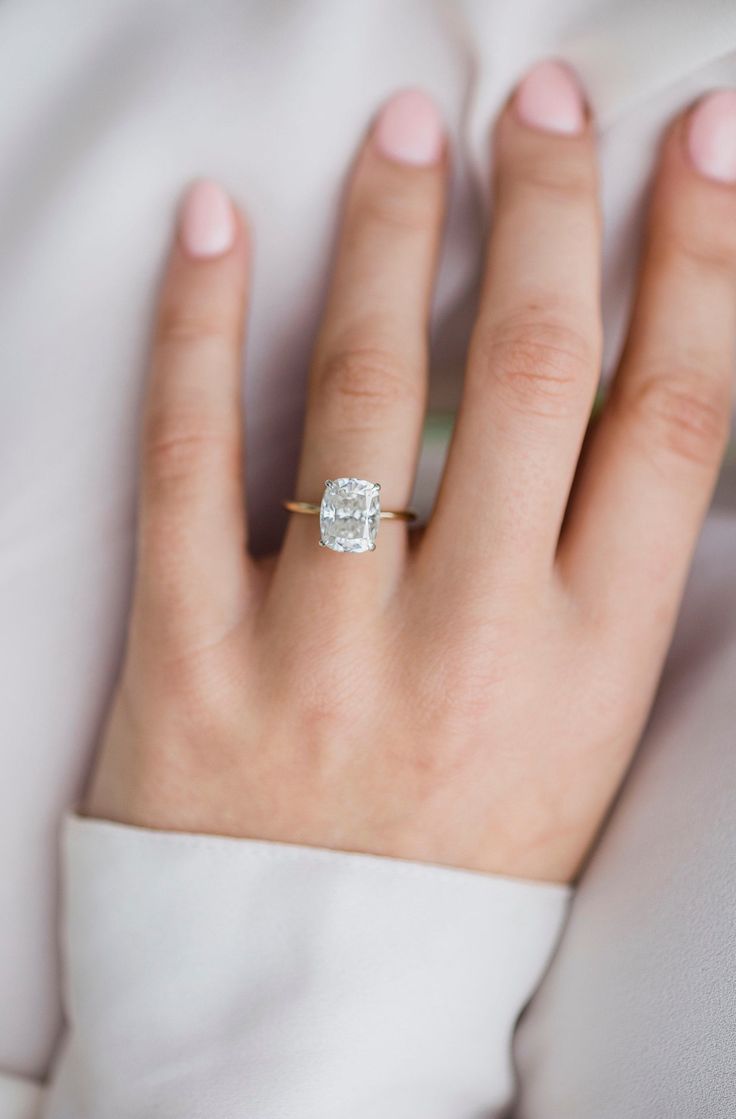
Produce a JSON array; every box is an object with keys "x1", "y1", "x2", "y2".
[{"x1": 319, "y1": 478, "x2": 381, "y2": 553}]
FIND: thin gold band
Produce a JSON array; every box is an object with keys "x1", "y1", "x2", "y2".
[{"x1": 282, "y1": 499, "x2": 417, "y2": 523}]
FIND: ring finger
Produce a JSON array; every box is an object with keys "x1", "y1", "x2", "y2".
[{"x1": 275, "y1": 90, "x2": 448, "y2": 599}]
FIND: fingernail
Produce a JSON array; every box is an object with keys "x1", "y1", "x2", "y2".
[
  {"x1": 373, "y1": 89, "x2": 444, "y2": 166},
  {"x1": 179, "y1": 179, "x2": 236, "y2": 258},
  {"x1": 515, "y1": 60, "x2": 586, "y2": 136},
  {"x1": 687, "y1": 90, "x2": 736, "y2": 184}
]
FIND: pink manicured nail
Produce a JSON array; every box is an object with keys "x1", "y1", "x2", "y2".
[
  {"x1": 374, "y1": 89, "x2": 444, "y2": 166},
  {"x1": 687, "y1": 91, "x2": 736, "y2": 183},
  {"x1": 179, "y1": 179, "x2": 235, "y2": 258},
  {"x1": 515, "y1": 61, "x2": 586, "y2": 136}
]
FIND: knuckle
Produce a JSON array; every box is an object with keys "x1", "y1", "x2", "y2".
[
  {"x1": 144, "y1": 411, "x2": 234, "y2": 486},
  {"x1": 624, "y1": 371, "x2": 731, "y2": 468},
  {"x1": 156, "y1": 304, "x2": 233, "y2": 350},
  {"x1": 506, "y1": 154, "x2": 597, "y2": 206},
  {"x1": 473, "y1": 315, "x2": 595, "y2": 418},
  {"x1": 354, "y1": 184, "x2": 438, "y2": 236},
  {"x1": 315, "y1": 346, "x2": 419, "y2": 428},
  {"x1": 657, "y1": 221, "x2": 736, "y2": 279},
  {"x1": 653, "y1": 189, "x2": 736, "y2": 278}
]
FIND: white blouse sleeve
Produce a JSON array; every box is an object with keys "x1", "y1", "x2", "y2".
[{"x1": 30, "y1": 816, "x2": 569, "y2": 1119}]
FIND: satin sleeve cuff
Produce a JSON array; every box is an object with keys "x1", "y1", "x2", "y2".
[{"x1": 45, "y1": 815, "x2": 571, "y2": 1118}]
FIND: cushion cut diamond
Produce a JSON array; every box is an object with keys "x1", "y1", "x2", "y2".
[{"x1": 319, "y1": 478, "x2": 381, "y2": 553}]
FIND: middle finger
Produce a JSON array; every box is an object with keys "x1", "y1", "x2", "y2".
[{"x1": 424, "y1": 62, "x2": 602, "y2": 594}]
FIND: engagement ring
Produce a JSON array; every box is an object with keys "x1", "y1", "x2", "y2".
[{"x1": 283, "y1": 477, "x2": 416, "y2": 553}]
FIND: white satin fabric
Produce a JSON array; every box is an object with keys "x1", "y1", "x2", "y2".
[
  {"x1": 42, "y1": 820, "x2": 567, "y2": 1118},
  {"x1": 515, "y1": 508, "x2": 736, "y2": 1118},
  {"x1": 1, "y1": 0, "x2": 735, "y2": 1114}
]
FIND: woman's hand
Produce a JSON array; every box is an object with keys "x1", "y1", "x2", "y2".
[{"x1": 86, "y1": 65, "x2": 736, "y2": 883}]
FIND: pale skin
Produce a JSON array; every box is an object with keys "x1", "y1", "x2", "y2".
[{"x1": 86, "y1": 65, "x2": 736, "y2": 884}]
